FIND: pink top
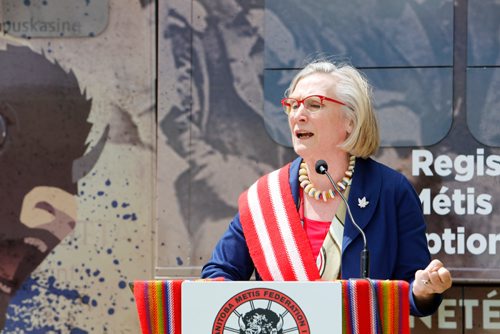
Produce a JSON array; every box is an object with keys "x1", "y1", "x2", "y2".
[
  {"x1": 303, "y1": 216, "x2": 331, "y2": 258},
  {"x1": 300, "y1": 189, "x2": 331, "y2": 258}
]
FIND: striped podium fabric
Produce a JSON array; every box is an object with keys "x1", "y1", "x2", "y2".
[
  {"x1": 132, "y1": 279, "x2": 409, "y2": 334},
  {"x1": 342, "y1": 279, "x2": 410, "y2": 334},
  {"x1": 133, "y1": 280, "x2": 182, "y2": 334}
]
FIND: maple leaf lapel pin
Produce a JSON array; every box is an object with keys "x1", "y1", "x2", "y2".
[{"x1": 358, "y1": 196, "x2": 369, "y2": 208}]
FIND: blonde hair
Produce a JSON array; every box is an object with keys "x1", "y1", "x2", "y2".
[{"x1": 286, "y1": 60, "x2": 380, "y2": 158}]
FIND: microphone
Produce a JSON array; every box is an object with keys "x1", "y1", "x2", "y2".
[{"x1": 315, "y1": 159, "x2": 370, "y2": 279}]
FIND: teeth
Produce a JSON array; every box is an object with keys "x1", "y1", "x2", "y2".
[
  {"x1": 24, "y1": 237, "x2": 48, "y2": 253},
  {"x1": 0, "y1": 282, "x2": 11, "y2": 294}
]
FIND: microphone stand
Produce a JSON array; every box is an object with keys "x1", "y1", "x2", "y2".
[{"x1": 316, "y1": 160, "x2": 370, "y2": 278}]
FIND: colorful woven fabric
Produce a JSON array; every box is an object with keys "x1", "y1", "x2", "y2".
[
  {"x1": 133, "y1": 280, "x2": 182, "y2": 334},
  {"x1": 341, "y1": 279, "x2": 410, "y2": 334},
  {"x1": 133, "y1": 279, "x2": 409, "y2": 333}
]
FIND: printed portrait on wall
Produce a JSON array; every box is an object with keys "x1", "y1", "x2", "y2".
[
  {"x1": 160, "y1": 0, "x2": 295, "y2": 262},
  {"x1": 0, "y1": 45, "x2": 106, "y2": 329},
  {"x1": 158, "y1": 0, "x2": 453, "y2": 266},
  {"x1": 159, "y1": 0, "x2": 500, "y2": 280}
]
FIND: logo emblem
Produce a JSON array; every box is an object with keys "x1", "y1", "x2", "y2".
[{"x1": 212, "y1": 288, "x2": 311, "y2": 334}]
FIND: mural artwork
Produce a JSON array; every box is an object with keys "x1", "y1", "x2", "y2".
[
  {"x1": 158, "y1": 0, "x2": 500, "y2": 332},
  {"x1": 0, "y1": 45, "x2": 106, "y2": 330}
]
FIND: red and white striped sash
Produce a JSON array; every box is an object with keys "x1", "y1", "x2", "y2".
[{"x1": 238, "y1": 163, "x2": 320, "y2": 281}]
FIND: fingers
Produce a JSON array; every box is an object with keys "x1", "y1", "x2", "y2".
[
  {"x1": 414, "y1": 269, "x2": 431, "y2": 292},
  {"x1": 428, "y1": 266, "x2": 451, "y2": 286},
  {"x1": 438, "y1": 267, "x2": 452, "y2": 281},
  {"x1": 413, "y1": 260, "x2": 453, "y2": 297},
  {"x1": 425, "y1": 259, "x2": 443, "y2": 272}
]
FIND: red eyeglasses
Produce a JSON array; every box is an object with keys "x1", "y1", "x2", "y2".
[{"x1": 281, "y1": 95, "x2": 348, "y2": 115}]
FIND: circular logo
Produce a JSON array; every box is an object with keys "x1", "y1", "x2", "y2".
[{"x1": 212, "y1": 287, "x2": 311, "y2": 334}]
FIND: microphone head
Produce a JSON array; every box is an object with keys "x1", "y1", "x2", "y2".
[{"x1": 315, "y1": 160, "x2": 328, "y2": 174}]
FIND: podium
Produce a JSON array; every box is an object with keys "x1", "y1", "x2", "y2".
[{"x1": 133, "y1": 279, "x2": 410, "y2": 334}]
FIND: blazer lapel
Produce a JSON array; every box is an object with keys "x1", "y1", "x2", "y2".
[{"x1": 342, "y1": 158, "x2": 382, "y2": 252}]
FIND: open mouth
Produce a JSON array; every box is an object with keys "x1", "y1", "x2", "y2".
[
  {"x1": 0, "y1": 280, "x2": 12, "y2": 294},
  {"x1": 0, "y1": 234, "x2": 51, "y2": 296},
  {"x1": 24, "y1": 237, "x2": 48, "y2": 253},
  {"x1": 295, "y1": 130, "x2": 314, "y2": 139}
]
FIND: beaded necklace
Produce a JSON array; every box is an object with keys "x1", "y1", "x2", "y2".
[{"x1": 298, "y1": 155, "x2": 355, "y2": 202}]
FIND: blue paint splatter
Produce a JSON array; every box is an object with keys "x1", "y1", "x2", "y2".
[
  {"x1": 23, "y1": 0, "x2": 31, "y2": 6},
  {"x1": 5, "y1": 324, "x2": 59, "y2": 333},
  {"x1": 3, "y1": 175, "x2": 144, "y2": 331},
  {"x1": 122, "y1": 213, "x2": 138, "y2": 221},
  {"x1": 47, "y1": 276, "x2": 79, "y2": 300},
  {"x1": 5, "y1": 276, "x2": 83, "y2": 332},
  {"x1": 176, "y1": 257, "x2": 183, "y2": 265}
]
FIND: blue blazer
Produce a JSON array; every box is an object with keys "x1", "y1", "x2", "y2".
[{"x1": 202, "y1": 157, "x2": 442, "y2": 316}]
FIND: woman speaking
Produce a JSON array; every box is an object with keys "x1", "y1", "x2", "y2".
[{"x1": 201, "y1": 60, "x2": 452, "y2": 317}]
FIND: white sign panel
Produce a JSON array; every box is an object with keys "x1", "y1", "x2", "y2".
[{"x1": 182, "y1": 281, "x2": 342, "y2": 334}]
